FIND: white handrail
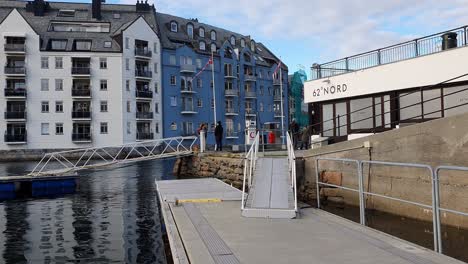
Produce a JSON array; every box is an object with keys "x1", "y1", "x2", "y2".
[
  {"x1": 241, "y1": 132, "x2": 260, "y2": 210},
  {"x1": 286, "y1": 132, "x2": 298, "y2": 212}
]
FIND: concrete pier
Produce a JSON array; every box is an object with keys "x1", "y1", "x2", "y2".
[{"x1": 156, "y1": 178, "x2": 463, "y2": 264}]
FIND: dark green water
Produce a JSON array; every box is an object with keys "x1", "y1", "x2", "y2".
[{"x1": 0, "y1": 159, "x2": 175, "y2": 264}]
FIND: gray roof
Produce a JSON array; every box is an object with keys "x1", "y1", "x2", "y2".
[
  {"x1": 156, "y1": 12, "x2": 288, "y2": 70},
  {"x1": 0, "y1": 0, "x2": 158, "y2": 52}
]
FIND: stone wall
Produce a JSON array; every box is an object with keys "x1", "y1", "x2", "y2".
[
  {"x1": 174, "y1": 152, "x2": 245, "y2": 189},
  {"x1": 302, "y1": 112, "x2": 468, "y2": 229}
]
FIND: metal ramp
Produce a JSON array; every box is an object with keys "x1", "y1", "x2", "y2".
[{"x1": 241, "y1": 133, "x2": 297, "y2": 219}]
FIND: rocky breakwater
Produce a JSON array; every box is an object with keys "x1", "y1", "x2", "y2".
[{"x1": 173, "y1": 152, "x2": 245, "y2": 189}]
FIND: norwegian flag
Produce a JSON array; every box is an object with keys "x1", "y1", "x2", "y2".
[
  {"x1": 272, "y1": 60, "x2": 282, "y2": 79},
  {"x1": 194, "y1": 55, "x2": 213, "y2": 79}
]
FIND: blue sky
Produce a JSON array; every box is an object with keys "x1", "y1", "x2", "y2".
[{"x1": 51, "y1": 0, "x2": 468, "y2": 78}]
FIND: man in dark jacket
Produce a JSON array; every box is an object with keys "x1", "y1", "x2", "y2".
[{"x1": 214, "y1": 121, "x2": 223, "y2": 151}]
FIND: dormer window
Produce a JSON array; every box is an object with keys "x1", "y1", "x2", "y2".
[
  {"x1": 58, "y1": 9, "x2": 75, "y2": 17},
  {"x1": 187, "y1": 24, "x2": 194, "y2": 39},
  {"x1": 75, "y1": 40, "x2": 92, "y2": 51},
  {"x1": 230, "y1": 36, "x2": 236, "y2": 46},
  {"x1": 211, "y1": 43, "x2": 217, "y2": 52},
  {"x1": 50, "y1": 39, "x2": 67, "y2": 50},
  {"x1": 170, "y1": 21, "x2": 178, "y2": 32},
  {"x1": 250, "y1": 40, "x2": 255, "y2": 52},
  {"x1": 199, "y1": 27, "x2": 205, "y2": 37},
  {"x1": 200, "y1": 41, "x2": 206, "y2": 51},
  {"x1": 241, "y1": 39, "x2": 245, "y2": 48},
  {"x1": 211, "y1": 30, "x2": 216, "y2": 41}
]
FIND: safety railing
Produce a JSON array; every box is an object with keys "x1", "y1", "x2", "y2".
[
  {"x1": 241, "y1": 132, "x2": 260, "y2": 210},
  {"x1": 315, "y1": 158, "x2": 468, "y2": 254},
  {"x1": 286, "y1": 132, "x2": 298, "y2": 212},
  {"x1": 29, "y1": 136, "x2": 198, "y2": 177}
]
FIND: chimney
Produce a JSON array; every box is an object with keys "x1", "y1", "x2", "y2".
[
  {"x1": 136, "y1": 0, "x2": 151, "y2": 12},
  {"x1": 92, "y1": 0, "x2": 102, "y2": 20},
  {"x1": 26, "y1": 0, "x2": 50, "y2": 16}
]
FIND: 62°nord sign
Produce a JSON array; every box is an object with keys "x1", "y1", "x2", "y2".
[{"x1": 312, "y1": 84, "x2": 348, "y2": 97}]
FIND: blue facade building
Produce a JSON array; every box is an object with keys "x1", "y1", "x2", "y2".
[{"x1": 157, "y1": 13, "x2": 288, "y2": 146}]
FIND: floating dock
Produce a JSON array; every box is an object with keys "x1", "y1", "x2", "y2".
[
  {"x1": 156, "y1": 178, "x2": 464, "y2": 264},
  {"x1": 0, "y1": 174, "x2": 78, "y2": 199}
]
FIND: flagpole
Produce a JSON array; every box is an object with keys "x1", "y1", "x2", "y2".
[
  {"x1": 279, "y1": 61, "x2": 285, "y2": 146},
  {"x1": 211, "y1": 50, "x2": 217, "y2": 129}
]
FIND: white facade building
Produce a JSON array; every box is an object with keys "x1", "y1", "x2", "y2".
[{"x1": 0, "y1": 0, "x2": 162, "y2": 150}]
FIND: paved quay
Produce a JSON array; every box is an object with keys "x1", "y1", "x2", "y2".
[{"x1": 156, "y1": 178, "x2": 464, "y2": 264}]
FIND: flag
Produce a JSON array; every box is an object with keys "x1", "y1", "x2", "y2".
[
  {"x1": 272, "y1": 60, "x2": 282, "y2": 79},
  {"x1": 194, "y1": 55, "x2": 213, "y2": 79}
]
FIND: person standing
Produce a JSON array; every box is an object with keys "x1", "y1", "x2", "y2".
[
  {"x1": 214, "y1": 121, "x2": 223, "y2": 151},
  {"x1": 301, "y1": 126, "x2": 310, "y2": 150},
  {"x1": 289, "y1": 119, "x2": 300, "y2": 149}
]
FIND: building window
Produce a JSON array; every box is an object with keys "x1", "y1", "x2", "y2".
[
  {"x1": 55, "y1": 79, "x2": 63, "y2": 91},
  {"x1": 100, "y1": 101, "x2": 108, "y2": 112},
  {"x1": 187, "y1": 24, "x2": 194, "y2": 39},
  {"x1": 75, "y1": 40, "x2": 91, "y2": 51},
  {"x1": 250, "y1": 40, "x2": 256, "y2": 52},
  {"x1": 260, "y1": 85, "x2": 264, "y2": 95},
  {"x1": 155, "y1": 103, "x2": 159, "y2": 113},
  {"x1": 100, "y1": 122, "x2": 108, "y2": 134},
  {"x1": 154, "y1": 42, "x2": 158, "y2": 53},
  {"x1": 41, "y1": 101, "x2": 49, "y2": 113},
  {"x1": 196, "y1": 59, "x2": 202, "y2": 68},
  {"x1": 200, "y1": 41, "x2": 206, "y2": 51},
  {"x1": 41, "y1": 123, "x2": 49, "y2": 135},
  {"x1": 41, "y1": 79, "x2": 49, "y2": 91},
  {"x1": 170, "y1": 122, "x2": 177, "y2": 130},
  {"x1": 211, "y1": 99, "x2": 215, "y2": 108},
  {"x1": 127, "y1": 101, "x2": 131, "y2": 112},
  {"x1": 104, "y1": 41, "x2": 112, "y2": 48},
  {"x1": 170, "y1": 75, "x2": 176, "y2": 86},
  {"x1": 100, "y1": 80, "x2": 108, "y2": 91},
  {"x1": 113, "y1": 13, "x2": 120, "y2": 19},
  {"x1": 125, "y1": 37, "x2": 129, "y2": 49},
  {"x1": 199, "y1": 27, "x2": 205, "y2": 37},
  {"x1": 197, "y1": 98, "x2": 203, "y2": 108},
  {"x1": 197, "y1": 78, "x2": 202, "y2": 88},
  {"x1": 210, "y1": 30, "x2": 216, "y2": 41},
  {"x1": 127, "y1": 122, "x2": 131, "y2": 134},
  {"x1": 55, "y1": 57, "x2": 63, "y2": 69},
  {"x1": 258, "y1": 70, "x2": 263, "y2": 79},
  {"x1": 230, "y1": 36, "x2": 236, "y2": 46},
  {"x1": 55, "y1": 101, "x2": 63, "y2": 113},
  {"x1": 241, "y1": 39, "x2": 245, "y2": 47},
  {"x1": 170, "y1": 96, "x2": 177, "y2": 106},
  {"x1": 211, "y1": 43, "x2": 217, "y2": 52},
  {"x1": 154, "y1": 82, "x2": 159, "y2": 94},
  {"x1": 100, "y1": 58, "x2": 107, "y2": 69},
  {"x1": 170, "y1": 21, "x2": 178, "y2": 32},
  {"x1": 169, "y1": 55, "x2": 176, "y2": 65},
  {"x1": 260, "y1": 102, "x2": 264, "y2": 112},
  {"x1": 51, "y1": 40, "x2": 67, "y2": 50},
  {"x1": 156, "y1": 122, "x2": 160, "y2": 134},
  {"x1": 41, "y1": 57, "x2": 49, "y2": 69},
  {"x1": 154, "y1": 63, "x2": 158, "y2": 73},
  {"x1": 125, "y1": 58, "x2": 130, "y2": 71},
  {"x1": 126, "y1": 80, "x2": 130, "y2": 91},
  {"x1": 55, "y1": 123, "x2": 63, "y2": 135}
]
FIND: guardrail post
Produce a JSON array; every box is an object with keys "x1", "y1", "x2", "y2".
[
  {"x1": 358, "y1": 161, "x2": 366, "y2": 226},
  {"x1": 415, "y1": 39, "x2": 419, "y2": 57},
  {"x1": 464, "y1": 26, "x2": 467, "y2": 46},
  {"x1": 432, "y1": 168, "x2": 442, "y2": 253},
  {"x1": 345, "y1": 58, "x2": 349, "y2": 71},
  {"x1": 315, "y1": 159, "x2": 321, "y2": 209},
  {"x1": 377, "y1": 50, "x2": 381, "y2": 65}
]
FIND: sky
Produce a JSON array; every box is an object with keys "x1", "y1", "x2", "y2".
[{"x1": 51, "y1": 0, "x2": 468, "y2": 77}]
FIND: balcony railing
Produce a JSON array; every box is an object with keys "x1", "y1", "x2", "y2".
[
  {"x1": 274, "y1": 94, "x2": 282, "y2": 101},
  {"x1": 136, "y1": 90, "x2": 153, "y2": 98},
  {"x1": 4, "y1": 44, "x2": 25, "y2": 52},
  {"x1": 136, "y1": 112, "x2": 154, "y2": 119},
  {"x1": 71, "y1": 67, "x2": 91, "y2": 75},
  {"x1": 4, "y1": 133, "x2": 27, "y2": 143},
  {"x1": 245, "y1": 91, "x2": 257, "y2": 98},
  {"x1": 181, "y1": 105, "x2": 197, "y2": 114},
  {"x1": 4, "y1": 66, "x2": 26, "y2": 75},
  {"x1": 245, "y1": 109, "x2": 257, "y2": 116},
  {"x1": 72, "y1": 133, "x2": 92, "y2": 142},
  {"x1": 72, "y1": 89, "x2": 91, "y2": 97},
  {"x1": 244, "y1": 74, "x2": 256, "y2": 82},
  {"x1": 181, "y1": 87, "x2": 196, "y2": 94},
  {"x1": 273, "y1": 79, "x2": 282, "y2": 86},
  {"x1": 5, "y1": 111, "x2": 26, "y2": 119},
  {"x1": 137, "y1": 132, "x2": 154, "y2": 140},
  {"x1": 135, "y1": 48, "x2": 152, "y2": 58},
  {"x1": 225, "y1": 108, "x2": 238, "y2": 115},
  {"x1": 311, "y1": 26, "x2": 468, "y2": 80},
  {"x1": 180, "y1": 64, "x2": 196, "y2": 73},
  {"x1": 225, "y1": 89, "x2": 238, "y2": 97},
  {"x1": 274, "y1": 111, "x2": 284, "y2": 117},
  {"x1": 224, "y1": 72, "x2": 236, "y2": 79},
  {"x1": 5, "y1": 89, "x2": 26, "y2": 97},
  {"x1": 72, "y1": 111, "x2": 91, "y2": 119},
  {"x1": 135, "y1": 70, "x2": 152, "y2": 78}
]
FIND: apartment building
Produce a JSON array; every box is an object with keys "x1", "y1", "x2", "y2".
[
  {"x1": 157, "y1": 13, "x2": 289, "y2": 146},
  {"x1": 0, "y1": 0, "x2": 162, "y2": 150}
]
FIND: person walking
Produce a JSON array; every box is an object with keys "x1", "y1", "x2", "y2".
[
  {"x1": 214, "y1": 121, "x2": 223, "y2": 151},
  {"x1": 301, "y1": 126, "x2": 310, "y2": 150},
  {"x1": 289, "y1": 119, "x2": 300, "y2": 149}
]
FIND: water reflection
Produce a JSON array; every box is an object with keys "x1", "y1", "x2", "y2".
[{"x1": 0, "y1": 159, "x2": 173, "y2": 263}]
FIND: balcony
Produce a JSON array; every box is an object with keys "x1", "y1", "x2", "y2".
[
  {"x1": 71, "y1": 67, "x2": 91, "y2": 76},
  {"x1": 4, "y1": 66, "x2": 26, "y2": 76},
  {"x1": 135, "y1": 48, "x2": 152, "y2": 59},
  {"x1": 4, "y1": 44, "x2": 25, "y2": 53},
  {"x1": 180, "y1": 64, "x2": 196, "y2": 74},
  {"x1": 72, "y1": 133, "x2": 92, "y2": 143},
  {"x1": 226, "y1": 131, "x2": 239, "y2": 139},
  {"x1": 135, "y1": 69, "x2": 152, "y2": 79},
  {"x1": 244, "y1": 74, "x2": 256, "y2": 82},
  {"x1": 225, "y1": 108, "x2": 239, "y2": 116},
  {"x1": 181, "y1": 87, "x2": 196, "y2": 94},
  {"x1": 136, "y1": 112, "x2": 154, "y2": 119},
  {"x1": 225, "y1": 89, "x2": 238, "y2": 97},
  {"x1": 245, "y1": 91, "x2": 257, "y2": 99},
  {"x1": 273, "y1": 79, "x2": 282, "y2": 86},
  {"x1": 72, "y1": 89, "x2": 91, "y2": 97},
  {"x1": 4, "y1": 132, "x2": 27, "y2": 144},
  {"x1": 136, "y1": 90, "x2": 153, "y2": 99},
  {"x1": 274, "y1": 111, "x2": 284, "y2": 118},
  {"x1": 137, "y1": 132, "x2": 154, "y2": 141},
  {"x1": 72, "y1": 111, "x2": 91, "y2": 119},
  {"x1": 274, "y1": 94, "x2": 282, "y2": 101},
  {"x1": 5, "y1": 111, "x2": 26, "y2": 120},
  {"x1": 224, "y1": 73, "x2": 236, "y2": 79},
  {"x1": 245, "y1": 109, "x2": 257, "y2": 117},
  {"x1": 181, "y1": 105, "x2": 197, "y2": 115},
  {"x1": 5, "y1": 89, "x2": 26, "y2": 98}
]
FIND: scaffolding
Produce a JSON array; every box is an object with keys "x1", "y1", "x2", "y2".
[{"x1": 289, "y1": 69, "x2": 308, "y2": 128}]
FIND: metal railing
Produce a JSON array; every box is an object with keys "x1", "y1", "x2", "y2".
[
  {"x1": 5, "y1": 89, "x2": 27, "y2": 97},
  {"x1": 4, "y1": 44, "x2": 25, "y2": 52},
  {"x1": 29, "y1": 136, "x2": 198, "y2": 177},
  {"x1": 72, "y1": 89, "x2": 91, "y2": 97},
  {"x1": 312, "y1": 26, "x2": 468, "y2": 80},
  {"x1": 135, "y1": 48, "x2": 152, "y2": 57},
  {"x1": 241, "y1": 132, "x2": 260, "y2": 210},
  {"x1": 135, "y1": 69, "x2": 152, "y2": 78},
  {"x1": 5, "y1": 66, "x2": 26, "y2": 75},
  {"x1": 136, "y1": 90, "x2": 153, "y2": 98},
  {"x1": 286, "y1": 132, "x2": 298, "y2": 212},
  {"x1": 315, "y1": 157, "x2": 468, "y2": 254},
  {"x1": 71, "y1": 67, "x2": 90, "y2": 75}
]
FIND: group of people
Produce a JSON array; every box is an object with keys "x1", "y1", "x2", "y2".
[
  {"x1": 289, "y1": 119, "x2": 310, "y2": 150},
  {"x1": 197, "y1": 121, "x2": 224, "y2": 151}
]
